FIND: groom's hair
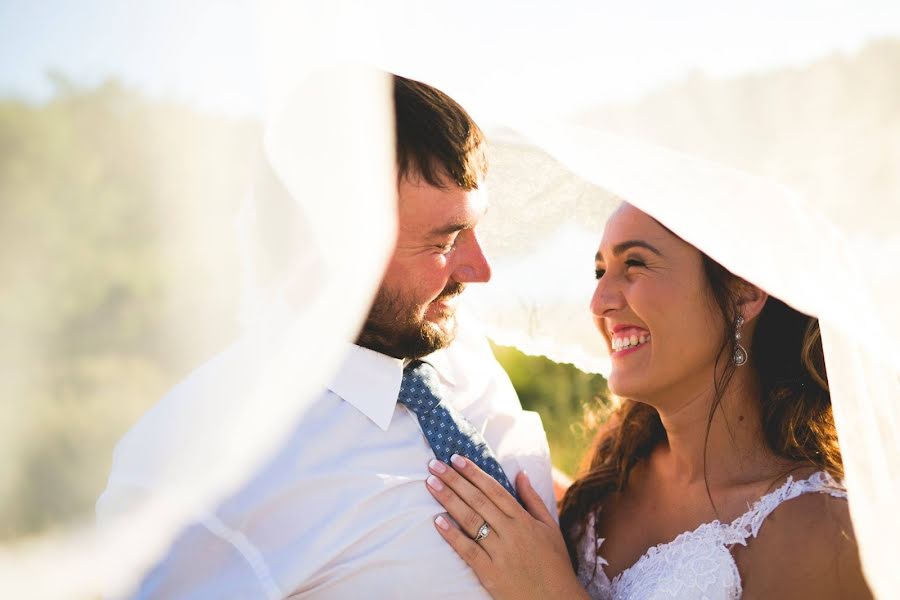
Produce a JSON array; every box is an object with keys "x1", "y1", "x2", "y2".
[{"x1": 393, "y1": 75, "x2": 488, "y2": 190}]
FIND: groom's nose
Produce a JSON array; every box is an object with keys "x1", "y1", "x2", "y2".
[{"x1": 453, "y1": 231, "x2": 492, "y2": 283}]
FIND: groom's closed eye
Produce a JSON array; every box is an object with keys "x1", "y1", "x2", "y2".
[
  {"x1": 428, "y1": 222, "x2": 473, "y2": 254},
  {"x1": 436, "y1": 234, "x2": 460, "y2": 254}
]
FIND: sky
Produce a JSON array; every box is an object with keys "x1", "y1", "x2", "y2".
[
  {"x1": 1, "y1": 0, "x2": 899, "y2": 119},
  {"x1": 0, "y1": 1, "x2": 263, "y2": 115}
]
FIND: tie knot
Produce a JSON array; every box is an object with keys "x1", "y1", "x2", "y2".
[{"x1": 398, "y1": 361, "x2": 443, "y2": 414}]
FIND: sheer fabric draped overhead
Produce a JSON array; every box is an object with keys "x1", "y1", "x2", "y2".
[{"x1": 1, "y1": 1, "x2": 897, "y2": 598}]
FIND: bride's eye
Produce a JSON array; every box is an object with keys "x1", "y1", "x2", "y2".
[{"x1": 594, "y1": 268, "x2": 606, "y2": 280}]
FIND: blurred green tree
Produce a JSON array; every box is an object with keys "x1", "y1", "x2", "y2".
[
  {"x1": 491, "y1": 344, "x2": 608, "y2": 477},
  {"x1": 0, "y1": 77, "x2": 260, "y2": 539}
]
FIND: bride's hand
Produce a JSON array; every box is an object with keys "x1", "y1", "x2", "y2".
[{"x1": 426, "y1": 454, "x2": 589, "y2": 600}]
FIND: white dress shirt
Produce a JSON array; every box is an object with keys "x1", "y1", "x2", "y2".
[{"x1": 98, "y1": 319, "x2": 554, "y2": 599}]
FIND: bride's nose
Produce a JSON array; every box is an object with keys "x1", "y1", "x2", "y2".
[{"x1": 590, "y1": 276, "x2": 625, "y2": 317}]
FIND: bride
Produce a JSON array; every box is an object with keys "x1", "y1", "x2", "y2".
[{"x1": 423, "y1": 201, "x2": 873, "y2": 599}]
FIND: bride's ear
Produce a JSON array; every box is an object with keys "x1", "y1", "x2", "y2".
[{"x1": 734, "y1": 279, "x2": 768, "y2": 324}]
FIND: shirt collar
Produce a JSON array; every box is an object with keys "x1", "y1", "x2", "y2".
[
  {"x1": 328, "y1": 344, "x2": 403, "y2": 431},
  {"x1": 421, "y1": 347, "x2": 457, "y2": 387},
  {"x1": 328, "y1": 343, "x2": 457, "y2": 431}
]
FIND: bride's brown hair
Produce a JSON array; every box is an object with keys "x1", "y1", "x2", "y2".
[{"x1": 558, "y1": 253, "x2": 843, "y2": 567}]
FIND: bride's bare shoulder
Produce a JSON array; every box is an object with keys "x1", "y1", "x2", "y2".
[{"x1": 735, "y1": 489, "x2": 872, "y2": 599}]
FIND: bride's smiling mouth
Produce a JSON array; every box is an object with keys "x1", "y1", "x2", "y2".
[{"x1": 609, "y1": 325, "x2": 651, "y2": 357}]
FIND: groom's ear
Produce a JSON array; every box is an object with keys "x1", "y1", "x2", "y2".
[{"x1": 734, "y1": 279, "x2": 768, "y2": 324}]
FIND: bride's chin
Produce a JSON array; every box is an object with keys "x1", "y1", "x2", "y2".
[{"x1": 608, "y1": 375, "x2": 646, "y2": 401}]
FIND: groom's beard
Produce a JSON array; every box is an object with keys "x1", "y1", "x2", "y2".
[{"x1": 356, "y1": 281, "x2": 465, "y2": 359}]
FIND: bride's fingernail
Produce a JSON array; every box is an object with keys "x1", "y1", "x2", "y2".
[
  {"x1": 426, "y1": 475, "x2": 444, "y2": 491},
  {"x1": 429, "y1": 459, "x2": 447, "y2": 473},
  {"x1": 450, "y1": 454, "x2": 466, "y2": 469},
  {"x1": 435, "y1": 515, "x2": 450, "y2": 530}
]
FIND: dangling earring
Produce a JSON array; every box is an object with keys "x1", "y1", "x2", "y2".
[{"x1": 733, "y1": 315, "x2": 748, "y2": 367}]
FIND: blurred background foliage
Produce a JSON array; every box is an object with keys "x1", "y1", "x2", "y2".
[
  {"x1": 0, "y1": 76, "x2": 260, "y2": 540},
  {"x1": 3, "y1": 37, "x2": 898, "y2": 542},
  {"x1": 492, "y1": 344, "x2": 608, "y2": 476}
]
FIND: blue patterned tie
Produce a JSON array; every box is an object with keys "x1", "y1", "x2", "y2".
[{"x1": 398, "y1": 360, "x2": 519, "y2": 501}]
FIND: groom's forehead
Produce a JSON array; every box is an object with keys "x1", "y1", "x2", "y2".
[
  {"x1": 427, "y1": 189, "x2": 489, "y2": 233},
  {"x1": 399, "y1": 178, "x2": 489, "y2": 231}
]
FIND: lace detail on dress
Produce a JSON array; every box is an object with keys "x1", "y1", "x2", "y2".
[
  {"x1": 575, "y1": 471, "x2": 846, "y2": 599},
  {"x1": 577, "y1": 518, "x2": 612, "y2": 599},
  {"x1": 725, "y1": 470, "x2": 847, "y2": 544}
]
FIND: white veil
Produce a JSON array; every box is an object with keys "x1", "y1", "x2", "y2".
[{"x1": 1, "y1": 1, "x2": 897, "y2": 598}]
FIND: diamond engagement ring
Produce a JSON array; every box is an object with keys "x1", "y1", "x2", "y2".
[{"x1": 473, "y1": 521, "x2": 491, "y2": 542}]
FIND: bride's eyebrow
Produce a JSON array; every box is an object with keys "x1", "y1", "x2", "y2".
[{"x1": 595, "y1": 240, "x2": 663, "y2": 262}]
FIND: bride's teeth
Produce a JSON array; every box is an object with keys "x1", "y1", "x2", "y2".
[{"x1": 612, "y1": 332, "x2": 651, "y2": 352}]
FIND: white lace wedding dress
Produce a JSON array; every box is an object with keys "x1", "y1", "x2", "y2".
[{"x1": 575, "y1": 471, "x2": 847, "y2": 599}]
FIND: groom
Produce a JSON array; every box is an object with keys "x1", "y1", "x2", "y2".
[{"x1": 98, "y1": 74, "x2": 554, "y2": 598}]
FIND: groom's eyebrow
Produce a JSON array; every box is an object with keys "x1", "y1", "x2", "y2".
[
  {"x1": 595, "y1": 240, "x2": 663, "y2": 261},
  {"x1": 428, "y1": 203, "x2": 489, "y2": 238},
  {"x1": 428, "y1": 221, "x2": 474, "y2": 237}
]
